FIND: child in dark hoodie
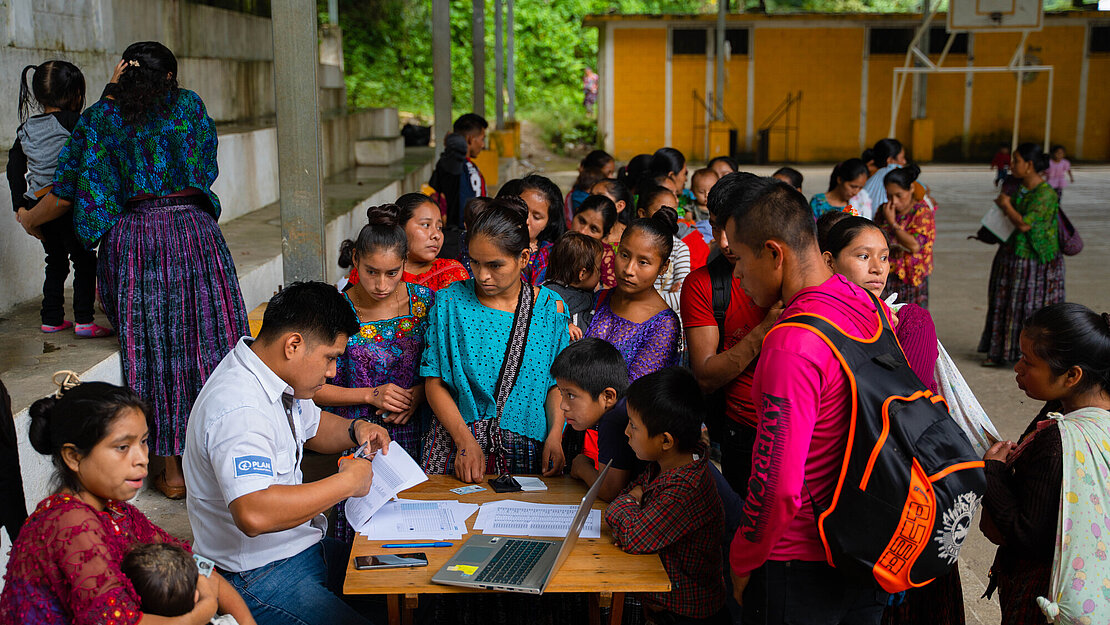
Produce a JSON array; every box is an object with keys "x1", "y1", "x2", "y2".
[
  {"x1": 7, "y1": 60, "x2": 112, "y2": 337},
  {"x1": 544, "y1": 232, "x2": 604, "y2": 338}
]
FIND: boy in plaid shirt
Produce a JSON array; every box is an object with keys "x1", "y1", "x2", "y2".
[{"x1": 605, "y1": 367, "x2": 727, "y2": 625}]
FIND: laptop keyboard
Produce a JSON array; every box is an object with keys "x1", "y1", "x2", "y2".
[{"x1": 475, "y1": 539, "x2": 553, "y2": 585}]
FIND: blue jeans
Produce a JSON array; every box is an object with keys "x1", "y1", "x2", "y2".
[{"x1": 222, "y1": 538, "x2": 377, "y2": 625}]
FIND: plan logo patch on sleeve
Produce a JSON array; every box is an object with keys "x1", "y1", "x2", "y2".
[{"x1": 234, "y1": 455, "x2": 274, "y2": 477}]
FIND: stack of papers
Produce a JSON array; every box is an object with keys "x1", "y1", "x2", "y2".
[
  {"x1": 474, "y1": 500, "x2": 601, "y2": 538},
  {"x1": 354, "y1": 499, "x2": 479, "y2": 540},
  {"x1": 343, "y1": 442, "x2": 428, "y2": 527}
]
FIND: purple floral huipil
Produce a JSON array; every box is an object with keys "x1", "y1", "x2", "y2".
[{"x1": 585, "y1": 290, "x2": 681, "y2": 381}]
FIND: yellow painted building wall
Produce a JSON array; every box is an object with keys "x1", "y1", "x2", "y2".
[
  {"x1": 753, "y1": 27, "x2": 866, "y2": 162},
  {"x1": 967, "y1": 26, "x2": 1086, "y2": 154},
  {"x1": 612, "y1": 28, "x2": 668, "y2": 160},
  {"x1": 599, "y1": 15, "x2": 1106, "y2": 162},
  {"x1": 866, "y1": 54, "x2": 914, "y2": 154},
  {"x1": 921, "y1": 50, "x2": 970, "y2": 159},
  {"x1": 671, "y1": 54, "x2": 708, "y2": 159},
  {"x1": 670, "y1": 51, "x2": 749, "y2": 160},
  {"x1": 1085, "y1": 56, "x2": 1110, "y2": 161},
  {"x1": 721, "y1": 55, "x2": 749, "y2": 154}
]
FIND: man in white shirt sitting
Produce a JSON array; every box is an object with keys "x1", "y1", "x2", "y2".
[{"x1": 184, "y1": 282, "x2": 391, "y2": 625}]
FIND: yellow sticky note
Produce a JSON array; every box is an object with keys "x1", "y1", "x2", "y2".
[{"x1": 448, "y1": 565, "x2": 478, "y2": 575}]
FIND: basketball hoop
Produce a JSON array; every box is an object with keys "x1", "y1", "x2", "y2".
[
  {"x1": 947, "y1": 0, "x2": 1044, "y2": 32},
  {"x1": 888, "y1": 0, "x2": 1051, "y2": 153}
]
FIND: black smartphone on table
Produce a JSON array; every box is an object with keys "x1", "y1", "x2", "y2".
[{"x1": 353, "y1": 553, "x2": 429, "y2": 570}]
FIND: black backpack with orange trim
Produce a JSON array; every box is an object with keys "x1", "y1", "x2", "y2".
[{"x1": 771, "y1": 292, "x2": 987, "y2": 593}]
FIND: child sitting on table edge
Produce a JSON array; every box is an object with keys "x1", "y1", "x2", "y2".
[
  {"x1": 551, "y1": 337, "x2": 641, "y2": 502},
  {"x1": 122, "y1": 542, "x2": 239, "y2": 625},
  {"x1": 604, "y1": 367, "x2": 727, "y2": 625}
]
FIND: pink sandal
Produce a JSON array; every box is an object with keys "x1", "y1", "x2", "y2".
[
  {"x1": 41, "y1": 320, "x2": 74, "y2": 333},
  {"x1": 75, "y1": 322, "x2": 114, "y2": 338}
]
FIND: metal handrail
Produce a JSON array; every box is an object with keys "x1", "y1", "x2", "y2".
[
  {"x1": 692, "y1": 90, "x2": 740, "y2": 130},
  {"x1": 760, "y1": 91, "x2": 801, "y2": 131}
]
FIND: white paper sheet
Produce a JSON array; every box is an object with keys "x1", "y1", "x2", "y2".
[
  {"x1": 355, "y1": 499, "x2": 479, "y2": 539},
  {"x1": 473, "y1": 500, "x2": 601, "y2": 538},
  {"x1": 342, "y1": 442, "x2": 428, "y2": 528},
  {"x1": 980, "y1": 205, "x2": 1016, "y2": 242}
]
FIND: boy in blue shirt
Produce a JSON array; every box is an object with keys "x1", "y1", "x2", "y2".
[{"x1": 551, "y1": 338, "x2": 642, "y2": 502}]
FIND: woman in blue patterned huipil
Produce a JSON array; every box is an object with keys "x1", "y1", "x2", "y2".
[
  {"x1": 16, "y1": 42, "x2": 249, "y2": 499},
  {"x1": 316, "y1": 203, "x2": 434, "y2": 541}
]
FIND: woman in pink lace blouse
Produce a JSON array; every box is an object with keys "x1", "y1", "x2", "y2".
[{"x1": 0, "y1": 382, "x2": 254, "y2": 625}]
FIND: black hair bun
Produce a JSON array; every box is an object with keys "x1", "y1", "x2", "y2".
[
  {"x1": 494, "y1": 195, "x2": 529, "y2": 222},
  {"x1": 28, "y1": 396, "x2": 57, "y2": 455},
  {"x1": 366, "y1": 203, "x2": 400, "y2": 228},
  {"x1": 903, "y1": 163, "x2": 922, "y2": 182},
  {"x1": 337, "y1": 239, "x2": 356, "y2": 269},
  {"x1": 650, "y1": 205, "x2": 679, "y2": 236}
]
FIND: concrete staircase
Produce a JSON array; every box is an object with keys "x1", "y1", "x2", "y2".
[{"x1": 0, "y1": 111, "x2": 434, "y2": 527}]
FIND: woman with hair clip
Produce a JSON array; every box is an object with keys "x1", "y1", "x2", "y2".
[
  {"x1": 0, "y1": 381, "x2": 255, "y2": 625},
  {"x1": 316, "y1": 203, "x2": 435, "y2": 540},
  {"x1": 878, "y1": 164, "x2": 936, "y2": 309},
  {"x1": 979, "y1": 143, "x2": 1065, "y2": 366},
  {"x1": 420, "y1": 196, "x2": 571, "y2": 483},
  {"x1": 14, "y1": 41, "x2": 249, "y2": 500}
]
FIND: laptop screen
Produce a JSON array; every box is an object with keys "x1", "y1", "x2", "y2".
[{"x1": 541, "y1": 460, "x2": 613, "y2": 589}]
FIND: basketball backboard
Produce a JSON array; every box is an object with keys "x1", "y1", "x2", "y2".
[{"x1": 947, "y1": 0, "x2": 1044, "y2": 32}]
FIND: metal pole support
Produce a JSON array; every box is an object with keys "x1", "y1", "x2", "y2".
[
  {"x1": 507, "y1": 0, "x2": 516, "y2": 121},
  {"x1": 472, "y1": 0, "x2": 486, "y2": 118},
  {"x1": 271, "y1": 0, "x2": 326, "y2": 284},
  {"x1": 715, "y1": 0, "x2": 726, "y2": 121},
  {"x1": 433, "y1": 0, "x2": 452, "y2": 156},
  {"x1": 494, "y1": 0, "x2": 505, "y2": 130}
]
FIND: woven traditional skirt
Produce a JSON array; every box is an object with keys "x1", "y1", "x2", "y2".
[
  {"x1": 97, "y1": 197, "x2": 249, "y2": 455},
  {"x1": 978, "y1": 246, "x2": 1065, "y2": 362},
  {"x1": 421, "y1": 417, "x2": 542, "y2": 476}
]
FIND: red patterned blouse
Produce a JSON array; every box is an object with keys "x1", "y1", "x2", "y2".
[{"x1": 0, "y1": 493, "x2": 189, "y2": 625}]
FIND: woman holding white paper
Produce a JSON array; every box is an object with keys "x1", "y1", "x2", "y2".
[{"x1": 978, "y1": 143, "x2": 1064, "y2": 366}]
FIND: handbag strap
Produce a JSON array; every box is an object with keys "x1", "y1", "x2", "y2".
[{"x1": 489, "y1": 280, "x2": 535, "y2": 473}]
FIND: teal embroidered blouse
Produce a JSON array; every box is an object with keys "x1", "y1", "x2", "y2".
[{"x1": 419, "y1": 280, "x2": 570, "y2": 442}]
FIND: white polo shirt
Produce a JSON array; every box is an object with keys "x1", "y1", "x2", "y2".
[{"x1": 183, "y1": 337, "x2": 325, "y2": 573}]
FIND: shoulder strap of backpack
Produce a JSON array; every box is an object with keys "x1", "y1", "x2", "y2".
[{"x1": 707, "y1": 254, "x2": 733, "y2": 352}]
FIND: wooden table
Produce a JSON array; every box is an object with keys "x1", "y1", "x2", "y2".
[{"x1": 344, "y1": 474, "x2": 671, "y2": 625}]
